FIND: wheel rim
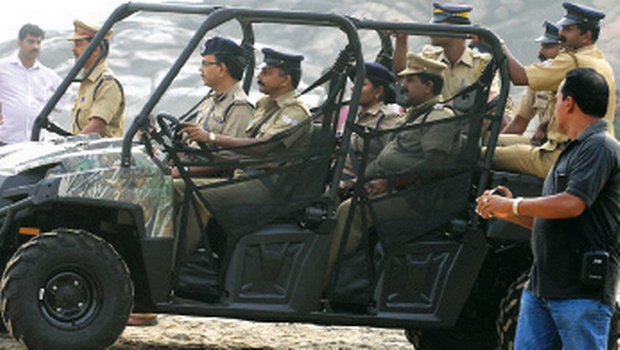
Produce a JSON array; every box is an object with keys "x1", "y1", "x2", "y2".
[{"x1": 39, "y1": 268, "x2": 102, "y2": 330}]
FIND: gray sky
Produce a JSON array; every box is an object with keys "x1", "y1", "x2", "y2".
[{"x1": 1, "y1": 0, "x2": 182, "y2": 42}]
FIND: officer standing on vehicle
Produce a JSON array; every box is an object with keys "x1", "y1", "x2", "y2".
[
  {"x1": 477, "y1": 68, "x2": 620, "y2": 350},
  {"x1": 392, "y1": 2, "x2": 493, "y2": 101},
  {"x1": 67, "y1": 20, "x2": 125, "y2": 138},
  {"x1": 502, "y1": 2, "x2": 615, "y2": 137},
  {"x1": 492, "y1": 21, "x2": 566, "y2": 178}
]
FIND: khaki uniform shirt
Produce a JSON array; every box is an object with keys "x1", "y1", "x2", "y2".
[
  {"x1": 525, "y1": 45, "x2": 616, "y2": 136},
  {"x1": 195, "y1": 82, "x2": 253, "y2": 138},
  {"x1": 246, "y1": 89, "x2": 311, "y2": 150},
  {"x1": 368, "y1": 96, "x2": 459, "y2": 177},
  {"x1": 515, "y1": 86, "x2": 568, "y2": 148},
  {"x1": 422, "y1": 45, "x2": 494, "y2": 101},
  {"x1": 346, "y1": 102, "x2": 400, "y2": 174},
  {"x1": 516, "y1": 86, "x2": 553, "y2": 125},
  {"x1": 71, "y1": 62, "x2": 124, "y2": 137}
]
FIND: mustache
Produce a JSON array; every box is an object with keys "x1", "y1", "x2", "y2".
[
  {"x1": 559, "y1": 36, "x2": 567, "y2": 43},
  {"x1": 257, "y1": 80, "x2": 265, "y2": 87},
  {"x1": 538, "y1": 53, "x2": 548, "y2": 62}
]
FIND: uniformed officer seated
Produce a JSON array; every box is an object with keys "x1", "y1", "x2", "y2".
[
  {"x1": 173, "y1": 47, "x2": 312, "y2": 276},
  {"x1": 326, "y1": 54, "x2": 462, "y2": 289},
  {"x1": 536, "y1": 21, "x2": 562, "y2": 55},
  {"x1": 171, "y1": 36, "x2": 253, "y2": 179},
  {"x1": 495, "y1": 21, "x2": 562, "y2": 150},
  {"x1": 340, "y1": 62, "x2": 400, "y2": 197},
  {"x1": 496, "y1": 1, "x2": 615, "y2": 179},
  {"x1": 179, "y1": 47, "x2": 310, "y2": 154}
]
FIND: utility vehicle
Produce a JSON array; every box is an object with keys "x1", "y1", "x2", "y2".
[{"x1": 0, "y1": 3, "x2": 614, "y2": 349}]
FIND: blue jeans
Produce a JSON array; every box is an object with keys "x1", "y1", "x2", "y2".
[{"x1": 515, "y1": 289, "x2": 613, "y2": 350}]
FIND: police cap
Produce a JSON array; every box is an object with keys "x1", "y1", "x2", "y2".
[
  {"x1": 261, "y1": 48, "x2": 304, "y2": 70},
  {"x1": 535, "y1": 21, "x2": 561, "y2": 44},
  {"x1": 557, "y1": 2, "x2": 605, "y2": 28},
  {"x1": 201, "y1": 36, "x2": 245, "y2": 57},
  {"x1": 348, "y1": 62, "x2": 397, "y2": 103},
  {"x1": 398, "y1": 53, "x2": 447, "y2": 77},
  {"x1": 348, "y1": 62, "x2": 395, "y2": 84},
  {"x1": 67, "y1": 19, "x2": 113, "y2": 41},
  {"x1": 431, "y1": 2, "x2": 473, "y2": 25}
]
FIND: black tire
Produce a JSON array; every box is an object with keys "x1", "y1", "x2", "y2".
[
  {"x1": 496, "y1": 271, "x2": 528, "y2": 350},
  {"x1": 0, "y1": 229, "x2": 134, "y2": 350}
]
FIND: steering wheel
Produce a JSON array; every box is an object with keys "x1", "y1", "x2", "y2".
[
  {"x1": 145, "y1": 112, "x2": 217, "y2": 171},
  {"x1": 156, "y1": 112, "x2": 183, "y2": 148}
]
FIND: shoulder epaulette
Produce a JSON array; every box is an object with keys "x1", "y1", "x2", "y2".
[{"x1": 93, "y1": 74, "x2": 125, "y2": 107}]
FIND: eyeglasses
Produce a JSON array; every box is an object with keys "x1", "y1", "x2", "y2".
[{"x1": 202, "y1": 60, "x2": 219, "y2": 67}]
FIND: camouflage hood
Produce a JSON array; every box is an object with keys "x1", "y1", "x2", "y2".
[
  {"x1": 0, "y1": 135, "x2": 128, "y2": 175},
  {"x1": 0, "y1": 135, "x2": 173, "y2": 238}
]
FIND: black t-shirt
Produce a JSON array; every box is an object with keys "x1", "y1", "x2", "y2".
[{"x1": 528, "y1": 120, "x2": 620, "y2": 304}]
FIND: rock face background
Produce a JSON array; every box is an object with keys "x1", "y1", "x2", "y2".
[{"x1": 0, "y1": 0, "x2": 617, "y2": 131}]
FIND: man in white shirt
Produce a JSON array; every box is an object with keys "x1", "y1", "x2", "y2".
[{"x1": 0, "y1": 24, "x2": 70, "y2": 145}]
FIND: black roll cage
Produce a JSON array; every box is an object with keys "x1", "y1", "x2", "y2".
[
  {"x1": 351, "y1": 19, "x2": 510, "y2": 198},
  {"x1": 29, "y1": 3, "x2": 365, "y2": 172},
  {"x1": 29, "y1": 3, "x2": 510, "y2": 203}
]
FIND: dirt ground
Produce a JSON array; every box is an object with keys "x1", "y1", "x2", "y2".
[
  {"x1": 0, "y1": 315, "x2": 413, "y2": 349},
  {"x1": 1, "y1": 315, "x2": 618, "y2": 349}
]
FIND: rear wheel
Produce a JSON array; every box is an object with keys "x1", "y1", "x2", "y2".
[
  {"x1": 496, "y1": 271, "x2": 528, "y2": 350},
  {"x1": 496, "y1": 271, "x2": 619, "y2": 350},
  {"x1": 0, "y1": 229, "x2": 134, "y2": 350}
]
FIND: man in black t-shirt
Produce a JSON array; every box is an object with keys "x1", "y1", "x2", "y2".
[{"x1": 477, "y1": 68, "x2": 620, "y2": 349}]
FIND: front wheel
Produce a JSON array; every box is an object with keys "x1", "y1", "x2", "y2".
[{"x1": 0, "y1": 229, "x2": 134, "y2": 350}]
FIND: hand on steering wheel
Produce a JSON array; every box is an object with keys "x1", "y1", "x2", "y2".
[{"x1": 156, "y1": 112, "x2": 183, "y2": 147}]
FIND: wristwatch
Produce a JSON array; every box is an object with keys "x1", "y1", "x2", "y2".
[
  {"x1": 208, "y1": 132, "x2": 217, "y2": 144},
  {"x1": 512, "y1": 197, "x2": 524, "y2": 216}
]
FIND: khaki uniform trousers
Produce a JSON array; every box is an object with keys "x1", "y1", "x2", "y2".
[
  {"x1": 172, "y1": 178, "x2": 223, "y2": 263},
  {"x1": 496, "y1": 134, "x2": 532, "y2": 147},
  {"x1": 491, "y1": 145, "x2": 561, "y2": 179},
  {"x1": 325, "y1": 198, "x2": 373, "y2": 288},
  {"x1": 172, "y1": 176, "x2": 274, "y2": 264}
]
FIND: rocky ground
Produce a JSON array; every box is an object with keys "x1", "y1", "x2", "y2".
[{"x1": 0, "y1": 315, "x2": 412, "y2": 349}]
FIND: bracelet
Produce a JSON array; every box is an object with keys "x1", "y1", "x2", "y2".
[
  {"x1": 208, "y1": 132, "x2": 217, "y2": 144},
  {"x1": 512, "y1": 197, "x2": 524, "y2": 216}
]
